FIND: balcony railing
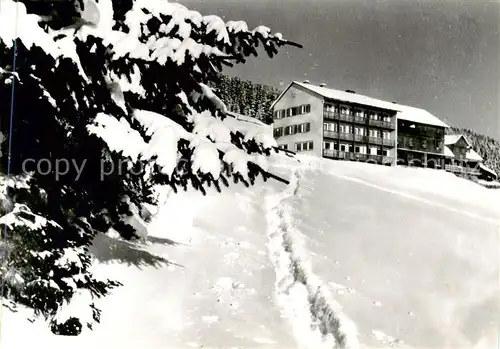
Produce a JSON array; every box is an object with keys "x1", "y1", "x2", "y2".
[
  {"x1": 382, "y1": 138, "x2": 395, "y2": 147},
  {"x1": 323, "y1": 130, "x2": 339, "y2": 139},
  {"x1": 323, "y1": 149, "x2": 394, "y2": 164},
  {"x1": 339, "y1": 133, "x2": 354, "y2": 141},
  {"x1": 324, "y1": 112, "x2": 396, "y2": 130},
  {"x1": 368, "y1": 119, "x2": 395, "y2": 129},
  {"x1": 325, "y1": 131, "x2": 395, "y2": 148},
  {"x1": 397, "y1": 135, "x2": 443, "y2": 154},
  {"x1": 444, "y1": 164, "x2": 481, "y2": 176},
  {"x1": 354, "y1": 116, "x2": 365, "y2": 124},
  {"x1": 368, "y1": 137, "x2": 383, "y2": 145},
  {"x1": 354, "y1": 134, "x2": 368, "y2": 143}
]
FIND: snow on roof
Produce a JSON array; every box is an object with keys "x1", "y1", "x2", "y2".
[
  {"x1": 443, "y1": 145, "x2": 455, "y2": 158},
  {"x1": 272, "y1": 81, "x2": 450, "y2": 128},
  {"x1": 466, "y1": 148, "x2": 483, "y2": 162},
  {"x1": 444, "y1": 134, "x2": 472, "y2": 147},
  {"x1": 226, "y1": 111, "x2": 267, "y2": 126},
  {"x1": 479, "y1": 163, "x2": 497, "y2": 178},
  {"x1": 444, "y1": 134, "x2": 462, "y2": 145}
]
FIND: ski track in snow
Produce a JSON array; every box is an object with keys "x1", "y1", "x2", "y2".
[{"x1": 265, "y1": 168, "x2": 360, "y2": 349}]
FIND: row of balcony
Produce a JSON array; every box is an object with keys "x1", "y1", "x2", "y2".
[
  {"x1": 397, "y1": 135, "x2": 443, "y2": 154},
  {"x1": 323, "y1": 149, "x2": 394, "y2": 164},
  {"x1": 444, "y1": 164, "x2": 481, "y2": 176},
  {"x1": 323, "y1": 130, "x2": 396, "y2": 147},
  {"x1": 324, "y1": 112, "x2": 396, "y2": 129}
]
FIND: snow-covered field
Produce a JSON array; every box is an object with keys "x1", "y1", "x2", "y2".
[
  {"x1": 2, "y1": 150, "x2": 499, "y2": 349},
  {"x1": 270, "y1": 156, "x2": 499, "y2": 348}
]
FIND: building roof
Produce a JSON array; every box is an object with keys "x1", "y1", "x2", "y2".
[
  {"x1": 444, "y1": 134, "x2": 482, "y2": 161},
  {"x1": 443, "y1": 145, "x2": 455, "y2": 158},
  {"x1": 444, "y1": 134, "x2": 473, "y2": 147},
  {"x1": 271, "y1": 81, "x2": 450, "y2": 128},
  {"x1": 466, "y1": 148, "x2": 483, "y2": 162},
  {"x1": 479, "y1": 163, "x2": 497, "y2": 178},
  {"x1": 226, "y1": 111, "x2": 266, "y2": 126}
]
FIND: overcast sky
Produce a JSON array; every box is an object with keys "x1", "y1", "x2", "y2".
[{"x1": 180, "y1": 0, "x2": 499, "y2": 138}]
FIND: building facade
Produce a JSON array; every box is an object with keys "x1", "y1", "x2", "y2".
[
  {"x1": 443, "y1": 134, "x2": 497, "y2": 180},
  {"x1": 270, "y1": 81, "x2": 498, "y2": 181},
  {"x1": 271, "y1": 81, "x2": 448, "y2": 167},
  {"x1": 271, "y1": 84, "x2": 324, "y2": 157},
  {"x1": 396, "y1": 119, "x2": 447, "y2": 169}
]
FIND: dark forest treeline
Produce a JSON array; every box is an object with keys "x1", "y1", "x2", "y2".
[{"x1": 212, "y1": 74, "x2": 280, "y2": 124}]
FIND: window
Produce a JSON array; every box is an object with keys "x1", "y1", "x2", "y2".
[
  {"x1": 324, "y1": 123, "x2": 337, "y2": 132},
  {"x1": 340, "y1": 106, "x2": 351, "y2": 115},
  {"x1": 383, "y1": 149, "x2": 389, "y2": 156},
  {"x1": 422, "y1": 139, "x2": 427, "y2": 149},
  {"x1": 277, "y1": 110, "x2": 286, "y2": 119},
  {"x1": 299, "y1": 123, "x2": 311, "y2": 133},
  {"x1": 340, "y1": 124, "x2": 351, "y2": 133},
  {"x1": 284, "y1": 125, "x2": 295, "y2": 136},
  {"x1": 369, "y1": 112, "x2": 379, "y2": 120},
  {"x1": 296, "y1": 141, "x2": 314, "y2": 152},
  {"x1": 369, "y1": 129, "x2": 379, "y2": 138},
  {"x1": 273, "y1": 127, "x2": 283, "y2": 138},
  {"x1": 355, "y1": 109, "x2": 365, "y2": 118},
  {"x1": 286, "y1": 108, "x2": 293, "y2": 117},
  {"x1": 382, "y1": 131, "x2": 390, "y2": 139},
  {"x1": 383, "y1": 115, "x2": 391, "y2": 123},
  {"x1": 370, "y1": 147, "x2": 378, "y2": 155},
  {"x1": 279, "y1": 144, "x2": 288, "y2": 150},
  {"x1": 434, "y1": 140, "x2": 442, "y2": 150},
  {"x1": 325, "y1": 104, "x2": 338, "y2": 113},
  {"x1": 355, "y1": 145, "x2": 367, "y2": 154},
  {"x1": 355, "y1": 127, "x2": 365, "y2": 136},
  {"x1": 300, "y1": 104, "x2": 311, "y2": 114},
  {"x1": 324, "y1": 141, "x2": 331, "y2": 150},
  {"x1": 340, "y1": 144, "x2": 348, "y2": 152}
]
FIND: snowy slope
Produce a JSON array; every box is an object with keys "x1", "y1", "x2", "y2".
[
  {"x1": 269, "y1": 156, "x2": 499, "y2": 348},
  {"x1": 2, "y1": 124, "x2": 499, "y2": 348},
  {"x1": 1, "y1": 177, "x2": 295, "y2": 349}
]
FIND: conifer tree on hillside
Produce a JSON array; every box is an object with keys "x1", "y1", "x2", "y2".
[
  {"x1": 0, "y1": 0, "x2": 300, "y2": 335},
  {"x1": 211, "y1": 74, "x2": 280, "y2": 124}
]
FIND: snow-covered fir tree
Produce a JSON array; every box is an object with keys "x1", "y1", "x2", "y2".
[
  {"x1": 210, "y1": 74, "x2": 280, "y2": 124},
  {"x1": 0, "y1": 0, "x2": 300, "y2": 335}
]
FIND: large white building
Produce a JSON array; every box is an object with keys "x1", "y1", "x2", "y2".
[
  {"x1": 270, "y1": 81, "x2": 450, "y2": 167},
  {"x1": 270, "y1": 81, "x2": 496, "y2": 180}
]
